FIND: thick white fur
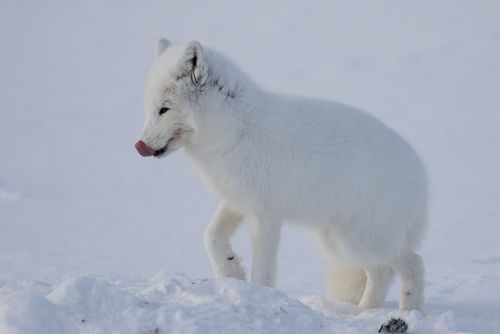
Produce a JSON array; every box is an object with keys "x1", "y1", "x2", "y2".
[{"x1": 138, "y1": 39, "x2": 427, "y2": 310}]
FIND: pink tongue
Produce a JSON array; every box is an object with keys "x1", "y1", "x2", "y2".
[{"x1": 135, "y1": 140, "x2": 155, "y2": 157}]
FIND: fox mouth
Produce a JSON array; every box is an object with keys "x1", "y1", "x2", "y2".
[
  {"x1": 135, "y1": 139, "x2": 169, "y2": 157},
  {"x1": 153, "y1": 143, "x2": 169, "y2": 157},
  {"x1": 136, "y1": 129, "x2": 188, "y2": 158},
  {"x1": 154, "y1": 133, "x2": 182, "y2": 157},
  {"x1": 136, "y1": 131, "x2": 183, "y2": 158}
]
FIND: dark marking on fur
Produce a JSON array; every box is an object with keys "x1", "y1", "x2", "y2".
[
  {"x1": 190, "y1": 52, "x2": 198, "y2": 70},
  {"x1": 176, "y1": 72, "x2": 189, "y2": 81},
  {"x1": 190, "y1": 71, "x2": 199, "y2": 86},
  {"x1": 213, "y1": 78, "x2": 224, "y2": 91},
  {"x1": 405, "y1": 291, "x2": 412, "y2": 296},
  {"x1": 210, "y1": 77, "x2": 238, "y2": 99},
  {"x1": 177, "y1": 65, "x2": 237, "y2": 99}
]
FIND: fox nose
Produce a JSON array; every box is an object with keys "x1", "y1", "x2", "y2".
[{"x1": 135, "y1": 140, "x2": 156, "y2": 157}]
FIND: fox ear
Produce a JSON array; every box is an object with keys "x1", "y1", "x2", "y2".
[
  {"x1": 178, "y1": 40, "x2": 207, "y2": 86},
  {"x1": 156, "y1": 38, "x2": 171, "y2": 56}
]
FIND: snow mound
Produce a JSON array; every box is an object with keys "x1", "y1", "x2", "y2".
[{"x1": 0, "y1": 273, "x2": 463, "y2": 334}]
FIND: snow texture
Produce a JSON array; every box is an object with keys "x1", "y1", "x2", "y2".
[
  {"x1": 0, "y1": 273, "x2": 462, "y2": 334},
  {"x1": 1, "y1": 0, "x2": 499, "y2": 333}
]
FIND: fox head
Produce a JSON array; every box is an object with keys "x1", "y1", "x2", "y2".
[{"x1": 135, "y1": 38, "x2": 209, "y2": 158}]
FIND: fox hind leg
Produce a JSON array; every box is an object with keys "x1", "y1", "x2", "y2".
[
  {"x1": 358, "y1": 265, "x2": 393, "y2": 309},
  {"x1": 390, "y1": 251, "x2": 424, "y2": 310},
  {"x1": 325, "y1": 260, "x2": 367, "y2": 305}
]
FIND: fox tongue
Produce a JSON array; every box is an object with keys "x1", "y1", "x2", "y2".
[{"x1": 135, "y1": 140, "x2": 156, "y2": 157}]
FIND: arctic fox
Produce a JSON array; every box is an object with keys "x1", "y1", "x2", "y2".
[{"x1": 135, "y1": 39, "x2": 427, "y2": 310}]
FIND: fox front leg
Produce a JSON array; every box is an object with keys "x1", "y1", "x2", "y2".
[
  {"x1": 204, "y1": 203, "x2": 246, "y2": 280},
  {"x1": 250, "y1": 218, "x2": 282, "y2": 287}
]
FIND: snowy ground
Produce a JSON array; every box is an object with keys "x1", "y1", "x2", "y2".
[{"x1": 1, "y1": 0, "x2": 500, "y2": 333}]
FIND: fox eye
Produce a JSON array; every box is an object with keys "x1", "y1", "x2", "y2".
[{"x1": 159, "y1": 107, "x2": 170, "y2": 115}]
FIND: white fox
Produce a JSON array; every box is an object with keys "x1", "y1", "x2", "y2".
[{"x1": 136, "y1": 39, "x2": 427, "y2": 310}]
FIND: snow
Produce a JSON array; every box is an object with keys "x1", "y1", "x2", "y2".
[
  {"x1": 0, "y1": 273, "x2": 463, "y2": 334},
  {"x1": 1, "y1": 0, "x2": 499, "y2": 333}
]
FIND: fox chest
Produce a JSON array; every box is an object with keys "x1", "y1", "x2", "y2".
[{"x1": 193, "y1": 155, "x2": 267, "y2": 215}]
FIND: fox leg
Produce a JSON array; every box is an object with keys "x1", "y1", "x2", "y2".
[{"x1": 205, "y1": 203, "x2": 246, "y2": 280}]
